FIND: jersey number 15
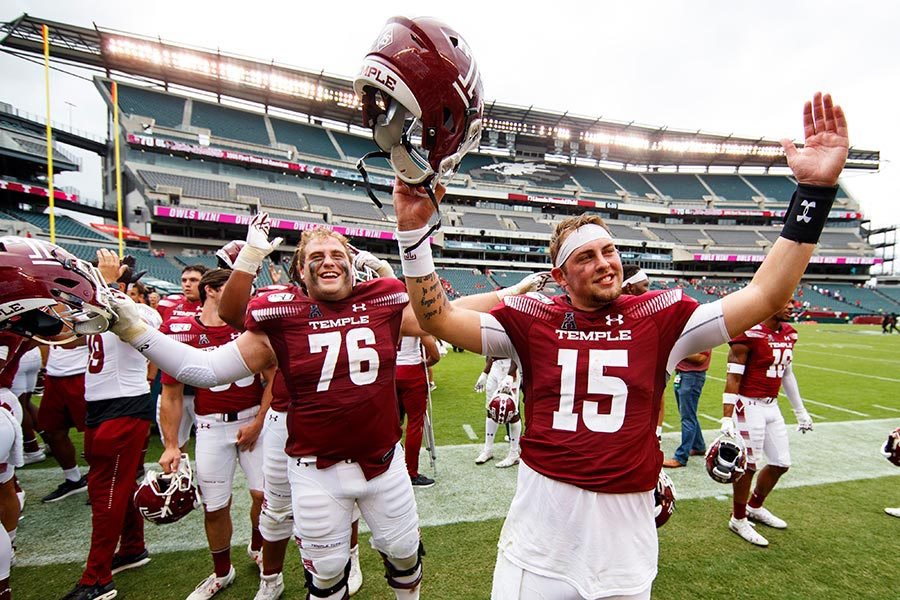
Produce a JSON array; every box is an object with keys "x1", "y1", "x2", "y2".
[{"x1": 553, "y1": 348, "x2": 628, "y2": 433}]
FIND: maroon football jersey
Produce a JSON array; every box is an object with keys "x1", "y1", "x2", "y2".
[
  {"x1": 0, "y1": 332, "x2": 25, "y2": 389},
  {"x1": 729, "y1": 322, "x2": 798, "y2": 398},
  {"x1": 244, "y1": 278, "x2": 408, "y2": 479},
  {"x1": 160, "y1": 316, "x2": 263, "y2": 415},
  {"x1": 270, "y1": 368, "x2": 289, "y2": 413},
  {"x1": 159, "y1": 296, "x2": 201, "y2": 323},
  {"x1": 491, "y1": 289, "x2": 699, "y2": 493}
]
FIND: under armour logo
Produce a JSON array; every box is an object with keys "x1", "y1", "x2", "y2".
[
  {"x1": 269, "y1": 413, "x2": 278, "y2": 422},
  {"x1": 796, "y1": 199, "x2": 815, "y2": 223},
  {"x1": 561, "y1": 312, "x2": 577, "y2": 331},
  {"x1": 309, "y1": 304, "x2": 323, "y2": 319},
  {"x1": 605, "y1": 314, "x2": 624, "y2": 327},
  {"x1": 199, "y1": 423, "x2": 211, "y2": 429},
  {"x1": 352, "y1": 303, "x2": 366, "y2": 312}
]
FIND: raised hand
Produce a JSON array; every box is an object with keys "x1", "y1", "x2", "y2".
[
  {"x1": 234, "y1": 212, "x2": 283, "y2": 274},
  {"x1": 781, "y1": 92, "x2": 849, "y2": 187},
  {"x1": 392, "y1": 179, "x2": 445, "y2": 231}
]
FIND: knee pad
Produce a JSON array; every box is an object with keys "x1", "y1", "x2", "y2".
[
  {"x1": 259, "y1": 503, "x2": 293, "y2": 541},
  {"x1": 304, "y1": 558, "x2": 350, "y2": 599},
  {"x1": 380, "y1": 540, "x2": 425, "y2": 590},
  {"x1": 373, "y1": 524, "x2": 421, "y2": 563}
]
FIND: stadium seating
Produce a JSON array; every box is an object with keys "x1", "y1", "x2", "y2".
[
  {"x1": 458, "y1": 212, "x2": 503, "y2": 230},
  {"x1": 743, "y1": 174, "x2": 797, "y2": 202},
  {"x1": 701, "y1": 174, "x2": 756, "y2": 201},
  {"x1": 508, "y1": 216, "x2": 552, "y2": 234},
  {"x1": 0, "y1": 208, "x2": 108, "y2": 241},
  {"x1": 270, "y1": 118, "x2": 341, "y2": 160},
  {"x1": 604, "y1": 170, "x2": 655, "y2": 197},
  {"x1": 138, "y1": 170, "x2": 230, "y2": 201},
  {"x1": 190, "y1": 101, "x2": 270, "y2": 146},
  {"x1": 305, "y1": 194, "x2": 384, "y2": 221},
  {"x1": 819, "y1": 230, "x2": 864, "y2": 249},
  {"x1": 703, "y1": 228, "x2": 767, "y2": 247},
  {"x1": 813, "y1": 283, "x2": 897, "y2": 314},
  {"x1": 235, "y1": 183, "x2": 305, "y2": 211},
  {"x1": 331, "y1": 131, "x2": 377, "y2": 160},
  {"x1": 569, "y1": 166, "x2": 620, "y2": 194},
  {"x1": 116, "y1": 84, "x2": 186, "y2": 128},
  {"x1": 457, "y1": 153, "x2": 496, "y2": 174},
  {"x1": 436, "y1": 267, "x2": 496, "y2": 296},
  {"x1": 644, "y1": 173, "x2": 708, "y2": 202}
]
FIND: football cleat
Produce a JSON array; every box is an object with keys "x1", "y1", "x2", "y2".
[
  {"x1": 729, "y1": 517, "x2": 769, "y2": 547},
  {"x1": 247, "y1": 543, "x2": 263, "y2": 571},
  {"x1": 496, "y1": 450, "x2": 520, "y2": 469},
  {"x1": 349, "y1": 544, "x2": 363, "y2": 596},
  {"x1": 746, "y1": 505, "x2": 787, "y2": 529},
  {"x1": 110, "y1": 549, "x2": 151, "y2": 575},
  {"x1": 187, "y1": 566, "x2": 235, "y2": 600},
  {"x1": 23, "y1": 448, "x2": 46, "y2": 465},
  {"x1": 253, "y1": 572, "x2": 284, "y2": 600},
  {"x1": 475, "y1": 449, "x2": 493, "y2": 465},
  {"x1": 60, "y1": 581, "x2": 117, "y2": 600},
  {"x1": 884, "y1": 507, "x2": 900, "y2": 518},
  {"x1": 41, "y1": 476, "x2": 88, "y2": 503}
]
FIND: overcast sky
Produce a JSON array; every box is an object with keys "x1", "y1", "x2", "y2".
[{"x1": 2, "y1": 0, "x2": 899, "y2": 230}]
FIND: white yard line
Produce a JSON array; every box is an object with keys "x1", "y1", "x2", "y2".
[
  {"x1": 705, "y1": 375, "x2": 866, "y2": 416},
  {"x1": 872, "y1": 404, "x2": 900, "y2": 414},
  {"x1": 462, "y1": 424, "x2": 478, "y2": 440}
]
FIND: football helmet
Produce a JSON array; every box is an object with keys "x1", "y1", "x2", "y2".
[
  {"x1": 215, "y1": 240, "x2": 246, "y2": 270},
  {"x1": 881, "y1": 427, "x2": 900, "y2": 467},
  {"x1": 487, "y1": 386, "x2": 519, "y2": 425},
  {"x1": 354, "y1": 16, "x2": 484, "y2": 251},
  {"x1": 133, "y1": 454, "x2": 201, "y2": 525},
  {"x1": 705, "y1": 433, "x2": 748, "y2": 484},
  {"x1": 0, "y1": 236, "x2": 114, "y2": 344},
  {"x1": 654, "y1": 470, "x2": 677, "y2": 528}
]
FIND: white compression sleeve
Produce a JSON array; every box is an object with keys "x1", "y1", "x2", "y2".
[
  {"x1": 129, "y1": 328, "x2": 253, "y2": 388},
  {"x1": 781, "y1": 363, "x2": 805, "y2": 412},
  {"x1": 666, "y1": 300, "x2": 730, "y2": 375}
]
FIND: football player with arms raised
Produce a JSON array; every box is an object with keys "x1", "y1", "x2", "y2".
[
  {"x1": 158, "y1": 268, "x2": 272, "y2": 599},
  {"x1": 720, "y1": 298, "x2": 812, "y2": 547},
  {"x1": 394, "y1": 92, "x2": 849, "y2": 599}
]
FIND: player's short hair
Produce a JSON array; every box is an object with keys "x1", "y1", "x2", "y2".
[
  {"x1": 198, "y1": 268, "x2": 232, "y2": 304},
  {"x1": 549, "y1": 214, "x2": 611, "y2": 267},
  {"x1": 289, "y1": 227, "x2": 352, "y2": 283},
  {"x1": 182, "y1": 263, "x2": 209, "y2": 277}
]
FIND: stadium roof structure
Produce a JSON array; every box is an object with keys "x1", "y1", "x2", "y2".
[{"x1": 1, "y1": 13, "x2": 880, "y2": 171}]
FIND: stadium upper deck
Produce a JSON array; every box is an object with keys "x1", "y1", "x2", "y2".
[{"x1": 0, "y1": 13, "x2": 891, "y2": 280}]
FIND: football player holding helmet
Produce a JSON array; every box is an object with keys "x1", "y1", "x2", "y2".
[
  {"x1": 653, "y1": 470, "x2": 676, "y2": 528},
  {"x1": 0, "y1": 236, "x2": 114, "y2": 344},
  {"x1": 354, "y1": 16, "x2": 484, "y2": 252},
  {"x1": 133, "y1": 454, "x2": 201, "y2": 525},
  {"x1": 705, "y1": 433, "x2": 748, "y2": 484}
]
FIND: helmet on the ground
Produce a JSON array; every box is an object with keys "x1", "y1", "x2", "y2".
[
  {"x1": 882, "y1": 427, "x2": 900, "y2": 467},
  {"x1": 654, "y1": 470, "x2": 677, "y2": 528}
]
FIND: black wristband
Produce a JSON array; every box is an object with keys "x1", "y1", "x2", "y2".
[{"x1": 780, "y1": 184, "x2": 838, "y2": 244}]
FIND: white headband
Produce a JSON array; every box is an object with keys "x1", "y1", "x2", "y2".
[
  {"x1": 623, "y1": 270, "x2": 649, "y2": 286},
  {"x1": 554, "y1": 224, "x2": 614, "y2": 268}
]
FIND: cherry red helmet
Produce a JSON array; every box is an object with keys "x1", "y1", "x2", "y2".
[
  {"x1": 654, "y1": 470, "x2": 677, "y2": 528},
  {"x1": 882, "y1": 427, "x2": 900, "y2": 467},
  {"x1": 354, "y1": 16, "x2": 484, "y2": 186},
  {"x1": 705, "y1": 433, "x2": 748, "y2": 484},
  {"x1": 0, "y1": 236, "x2": 114, "y2": 344},
  {"x1": 487, "y1": 387, "x2": 519, "y2": 425},
  {"x1": 215, "y1": 240, "x2": 246, "y2": 270},
  {"x1": 133, "y1": 454, "x2": 201, "y2": 525}
]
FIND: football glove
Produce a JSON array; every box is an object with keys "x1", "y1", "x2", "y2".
[
  {"x1": 794, "y1": 410, "x2": 813, "y2": 434},
  {"x1": 474, "y1": 372, "x2": 487, "y2": 393},
  {"x1": 234, "y1": 212, "x2": 283, "y2": 274},
  {"x1": 720, "y1": 416, "x2": 737, "y2": 438},
  {"x1": 497, "y1": 271, "x2": 553, "y2": 299}
]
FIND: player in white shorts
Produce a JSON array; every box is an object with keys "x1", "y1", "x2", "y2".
[{"x1": 474, "y1": 357, "x2": 521, "y2": 468}]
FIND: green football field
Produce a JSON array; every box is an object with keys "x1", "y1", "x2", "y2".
[{"x1": 13, "y1": 324, "x2": 900, "y2": 599}]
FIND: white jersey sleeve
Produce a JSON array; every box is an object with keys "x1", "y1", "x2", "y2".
[{"x1": 665, "y1": 299, "x2": 730, "y2": 375}]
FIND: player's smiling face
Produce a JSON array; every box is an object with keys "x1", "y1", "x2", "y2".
[
  {"x1": 552, "y1": 238, "x2": 623, "y2": 311},
  {"x1": 301, "y1": 237, "x2": 353, "y2": 302}
]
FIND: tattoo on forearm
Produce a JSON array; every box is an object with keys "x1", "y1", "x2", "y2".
[{"x1": 412, "y1": 273, "x2": 448, "y2": 321}]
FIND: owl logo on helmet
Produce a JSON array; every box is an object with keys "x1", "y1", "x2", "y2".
[
  {"x1": 133, "y1": 454, "x2": 201, "y2": 525},
  {"x1": 487, "y1": 385, "x2": 519, "y2": 425},
  {"x1": 654, "y1": 470, "x2": 677, "y2": 528},
  {"x1": 354, "y1": 16, "x2": 484, "y2": 252},
  {"x1": 705, "y1": 433, "x2": 748, "y2": 484},
  {"x1": 0, "y1": 236, "x2": 115, "y2": 345},
  {"x1": 881, "y1": 427, "x2": 900, "y2": 467}
]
